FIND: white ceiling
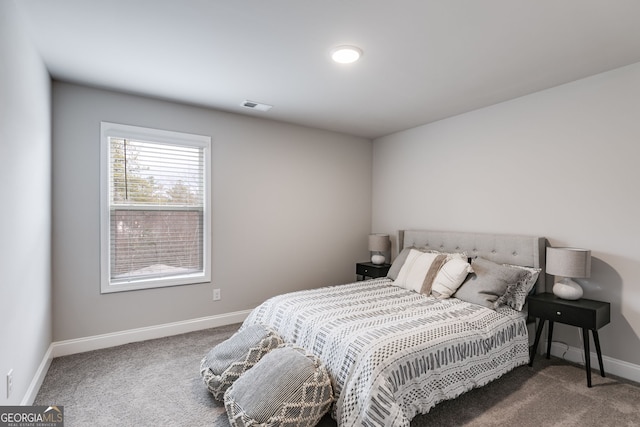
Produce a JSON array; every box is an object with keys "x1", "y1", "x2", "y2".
[{"x1": 15, "y1": 0, "x2": 640, "y2": 139}]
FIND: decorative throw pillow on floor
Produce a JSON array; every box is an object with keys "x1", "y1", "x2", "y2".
[
  {"x1": 200, "y1": 324, "x2": 284, "y2": 400},
  {"x1": 224, "y1": 344, "x2": 334, "y2": 427}
]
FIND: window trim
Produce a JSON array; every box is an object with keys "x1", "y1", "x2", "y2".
[{"x1": 100, "y1": 122, "x2": 212, "y2": 294}]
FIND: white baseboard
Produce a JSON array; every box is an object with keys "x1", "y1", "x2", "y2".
[
  {"x1": 550, "y1": 342, "x2": 640, "y2": 384},
  {"x1": 21, "y1": 344, "x2": 54, "y2": 405},
  {"x1": 51, "y1": 310, "x2": 252, "y2": 358},
  {"x1": 22, "y1": 310, "x2": 251, "y2": 405}
]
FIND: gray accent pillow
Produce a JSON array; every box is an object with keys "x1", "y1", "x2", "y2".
[
  {"x1": 453, "y1": 257, "x2": 528, "y2": 309},
  {"x1": 387, "y1": 247, "x2": 412, "y2": 280},
  {"x1": 494, "y1": 265, "x2": 541, "y2": 311},
  {"x1": 200, "y1": 324, "x2": 283, "y2": 400},
  {"x1": 224, "y1": 345, "x2": 333, "y2": 427}
]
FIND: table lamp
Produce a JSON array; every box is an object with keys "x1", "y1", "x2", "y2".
[
  {"x1": 368, "y1": 234, "x2": 390, "y2": 265},
  {"x1": 546, "y1": 247, "x2": 591, "y2": 300}
]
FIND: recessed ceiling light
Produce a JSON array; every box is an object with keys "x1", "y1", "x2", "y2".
[{"x1": 331, "y1": 46, "x2": 362, "y2": 64}]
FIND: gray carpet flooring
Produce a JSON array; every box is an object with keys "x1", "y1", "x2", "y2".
[{"x1": 35, "y1": 324, "x2": 640, "y2": 426}]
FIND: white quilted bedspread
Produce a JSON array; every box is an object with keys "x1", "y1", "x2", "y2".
[{"x1": 242, "y1": 278, "x2": 529, "y2": 427}]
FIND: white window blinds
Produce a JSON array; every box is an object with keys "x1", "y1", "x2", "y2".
[{"x1": 100, "y1": 122, "x2": 211, "y2": 293}]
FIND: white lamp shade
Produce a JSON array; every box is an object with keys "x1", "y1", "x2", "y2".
[
  {"x1": 368, "y1": 234, "x2": 391, "y2": 252},
  {"x1": 546, "y1": 247, "x2": 591, "y2": 278}
]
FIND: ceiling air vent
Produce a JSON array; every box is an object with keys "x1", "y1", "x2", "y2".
[{"x1": 241, "y1": 100, "x2": 273, "y2": 112}]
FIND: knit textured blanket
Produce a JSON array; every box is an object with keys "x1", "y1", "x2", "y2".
[{"x1": 243, "y1": 278, "x2": 529, "y2": 427}]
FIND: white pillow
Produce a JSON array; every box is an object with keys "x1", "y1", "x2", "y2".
[
  {"x1": 394, "y1": 249, "x2": 446, "y2": 294},
  {"x1": 431, "y1": 258, "x2": 473, "y2": 299}
]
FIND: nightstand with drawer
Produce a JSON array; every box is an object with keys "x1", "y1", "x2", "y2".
[
  {"x1": 528, "y1": 292, "x2": 610, "y2": 387},
  {"x1": 356, "y1": 262, "x2": 390, "y2": 280}
]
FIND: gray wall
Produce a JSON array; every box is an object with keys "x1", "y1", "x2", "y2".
[
  {"x1": 372, "y1": 62, "x2": 640, "y2": 367},
  {"x1": 0, "y1": 0, "x2": 52, "y2": 405},
  {"x1": 52, "y1": 82, "x2": 372, "y2": 341}
]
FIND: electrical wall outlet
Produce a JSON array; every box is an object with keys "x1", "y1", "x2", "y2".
[
  {"x1": 6, "y1": 369, "x2": 13, "y2": 399},
  {"x1": 213, "y1": 288, "x2": 221, "y2": 301}
]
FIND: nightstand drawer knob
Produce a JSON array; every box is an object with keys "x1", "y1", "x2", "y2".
[
  {"x1": 364, "y1": 269, "x2": 369, "y2": 273},
  {"x1": 557, "y1": 311, "x2": 562, "y2": 315}
]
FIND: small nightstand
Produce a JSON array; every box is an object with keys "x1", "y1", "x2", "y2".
[
  {"x1": 528, "y1": 292, "x2": 610, "y2": 387},
  {"x1": 356, "y1": 262, "x2": 390, "y2": 280}
]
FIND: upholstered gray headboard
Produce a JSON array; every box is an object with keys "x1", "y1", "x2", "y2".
[{"x1": 398, "y1": 229, "x2": 549, "y2": 294}]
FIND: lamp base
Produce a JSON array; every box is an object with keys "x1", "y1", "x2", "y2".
[
  {"x1": 553, "y1": 278, "x2": 583, "y2": 300},
  {"x1": 371, "y1": 254, "x2": 386, "y2": 265}
]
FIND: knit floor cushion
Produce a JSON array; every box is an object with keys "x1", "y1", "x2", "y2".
[
  {"x1": 200, "y1": 324, "x2": 283, "y2": 400},
  {"x1": 224, "y1": 345, "x2": 334, "y2": 427}
]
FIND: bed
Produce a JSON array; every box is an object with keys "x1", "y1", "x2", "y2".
[{"x1": 241, "y1": 229, "x2": 548, "y2": 426}]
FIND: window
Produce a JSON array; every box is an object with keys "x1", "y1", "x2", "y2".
[{"x1": 100, "y1": 122, "x2": 211, "y2": 293}]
